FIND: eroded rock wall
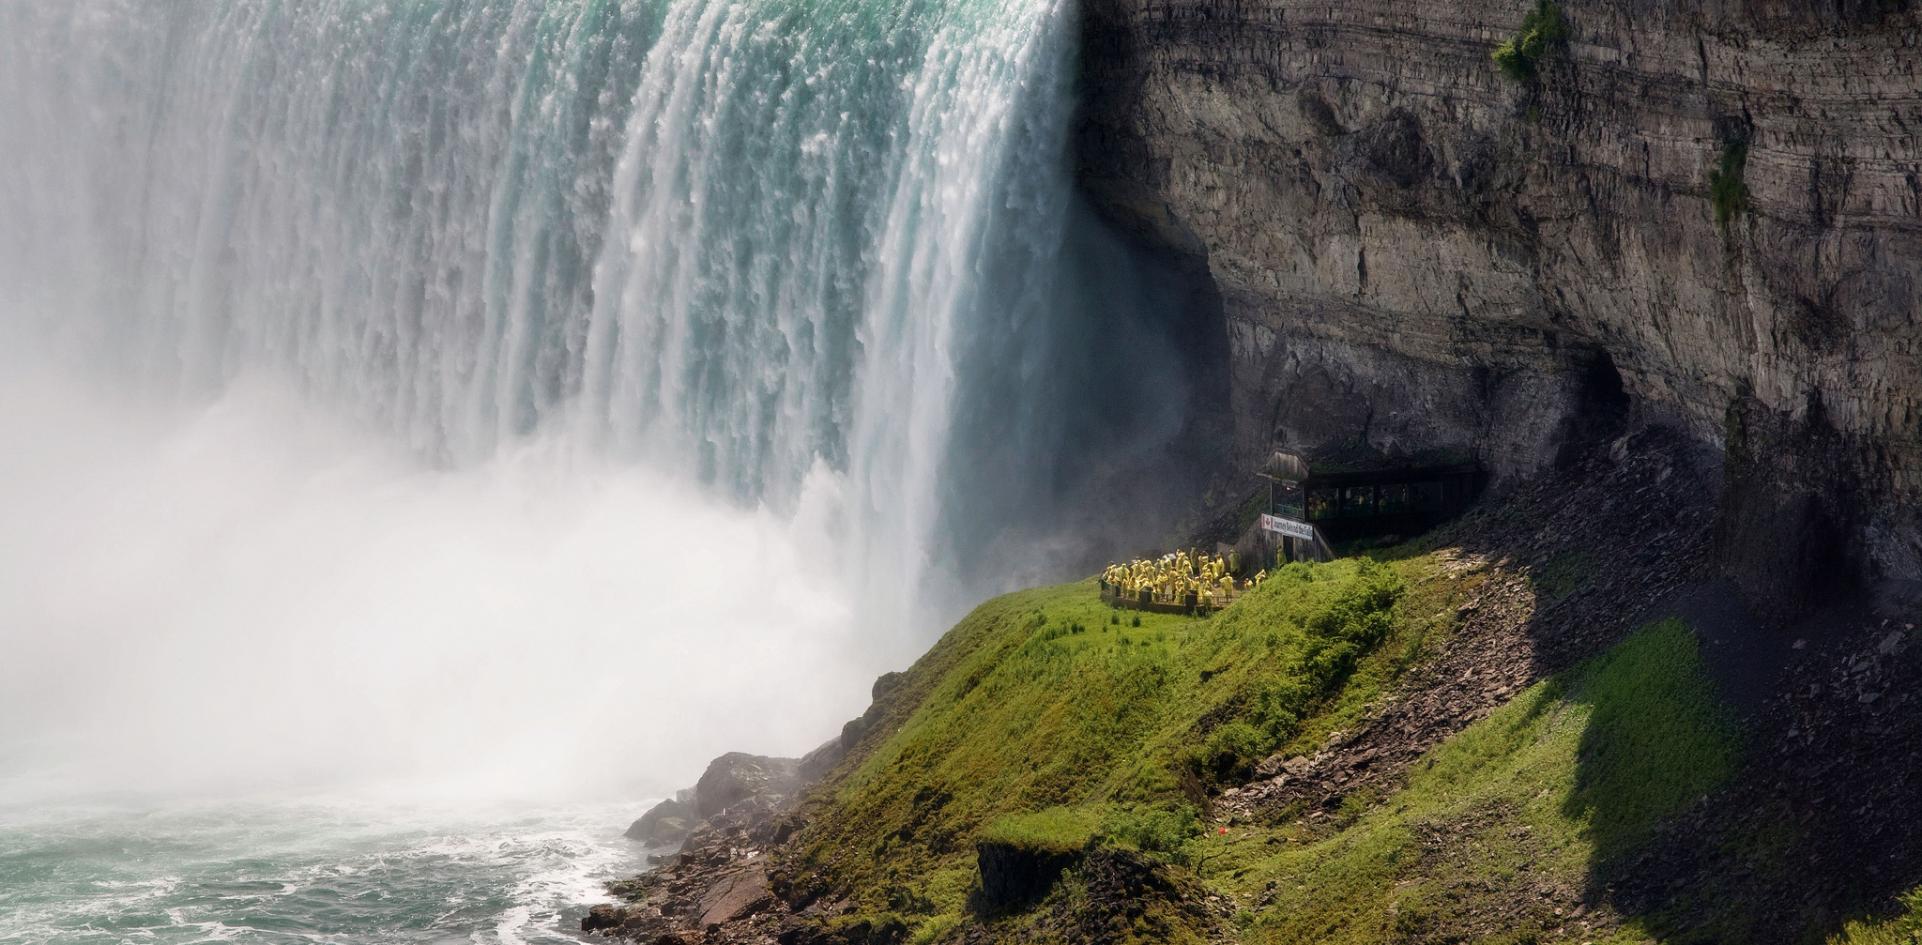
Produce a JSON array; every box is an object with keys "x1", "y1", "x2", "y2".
[{"x1": 1077, "y1": 0, "x2": 1922, "y2": 597}]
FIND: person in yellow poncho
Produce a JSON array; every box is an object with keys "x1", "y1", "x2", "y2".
[{"x1": 1103, "y1": 551, "x2": 1247, "y2": 608}]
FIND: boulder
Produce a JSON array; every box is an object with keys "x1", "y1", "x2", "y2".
[
  {"x1": 697, "y1": 865, "x2": 772, "y2": 927},
  {"x1": 625, "y1": 796, "x2": 698, "y2": 847},
  {"x1": 838, "y1": 714, "x2": 872, "y2": 751},
  {"x1": 975, "y1": 838, "x2": 1081, "y2": 910},
  {"x1": 776, "y1": 914, "x2": 909, "y2": 945},
  {"x1": 870, "y1": 671, "x2": 906, "y2": 703},
  {"x1": 581, "y1": 903, "x2": 623, "y2": 933},
  {"x1": 798, "y1": 736, "x2": 846, "y2": 783},
  {"x1": 695, "y1": 753, "x2": 803, "y2": 819}
]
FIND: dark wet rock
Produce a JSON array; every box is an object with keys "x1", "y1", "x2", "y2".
[
  {"x1": 582, "y1": 904, "x2": 623, "y2": 933},
  {"x1": 777, "y1": 914, "x2": 909, "y2": 945},
  {"x1": 975, "y1": 839, "x2": 1081, "y2": 910},
  {"x1": 837, "y1": 714, "x2": 872, "y2": 750},
  {"x1": 797, "y1": 736, "x2": 845, "y2": 783},
  {"x1": 959, "y1": 848, "x2": 1224, "y2": 945}
]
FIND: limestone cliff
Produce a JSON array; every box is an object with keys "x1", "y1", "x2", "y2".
[{"x1": 1076, "y1": 0, "x2": 1922, "y2": 603}]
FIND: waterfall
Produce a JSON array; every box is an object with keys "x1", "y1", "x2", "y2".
[{"x1": 0, "y1": 0, "x2": 1200, "y2": 793}]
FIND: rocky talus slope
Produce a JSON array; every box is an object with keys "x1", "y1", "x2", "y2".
[{"x1": 1076, "y1": 0, "x2": 1922, "y2": 604}]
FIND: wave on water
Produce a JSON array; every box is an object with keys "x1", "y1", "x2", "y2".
[{"x1": 0, "y1": 796, "x2": 652, "y2": 945}]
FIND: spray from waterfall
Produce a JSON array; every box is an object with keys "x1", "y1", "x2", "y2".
[{"x1": 0, "y1": 0, "x2": 1205, "y2": 799}]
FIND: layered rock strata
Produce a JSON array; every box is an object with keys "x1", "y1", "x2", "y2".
[{"x1": 1077, "y1": 0, "x2": 1922, "y2": 602}]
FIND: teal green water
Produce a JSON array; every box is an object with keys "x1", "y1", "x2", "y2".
[{"x1": 0, "y1": 797, "x2": 646, "y2": 945}]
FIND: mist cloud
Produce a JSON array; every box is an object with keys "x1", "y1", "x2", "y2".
[{"x1": 0, "y1": 362, "x2": 881, "y2": 804}]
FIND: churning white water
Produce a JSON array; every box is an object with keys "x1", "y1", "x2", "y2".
[{"x1": 0, "y1": 0, "x2": 1201, "y2": 934}]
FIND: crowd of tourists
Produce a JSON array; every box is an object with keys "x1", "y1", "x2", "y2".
[{"x1": 1100, "y1": 550, "x2": 1267, "y2": 609}]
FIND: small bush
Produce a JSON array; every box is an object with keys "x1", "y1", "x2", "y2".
[
  {"x1": 1097, "y1": 804, "x2": 1202, "y2": 858},
  {"x1": 908, "y1": 915, "x2": 961, "y2": 945},
  {"x1": 1131, "y1": 615, "x2": 1142, "y2": 628},
  {"x1": 1491, "y1": 1, "x2": 1568, "y2": 82},
  {"x1": 1188, "y1": 720, "x2": 1268, "y2": 782},
  {"x1": 1490, "y1": 41, "x2": 1530, "y2": 82},
  {"x1": 1710, "y1": 140, "x2": 1750, "y2": 227}
]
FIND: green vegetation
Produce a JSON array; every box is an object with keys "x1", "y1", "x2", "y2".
[
  {"x1": 1710, "y1": 140, "x2": 1751, "y2": 227},
  {"x1": 1491, "y1": 1, "x2": 1569, "y2": 82},
  {"x1": 978, "y1": 806, "x2": 1105, "y2": 856},
  {"x1": 1831, "y1": 888, "x2": 1922, "y2": 945},
  {"x1": 1211, "y1": 619, "x2": 1740, "y2": 945},
  {"x1": 981, "y1": 802, "x2": 1204, "y2": 863},
  {"x1": 790, "y1": 557, "x2": 1453, "y2": 939},
  {"x1": 782, "y1": 540, "x2": 1744, "y2": 945}
]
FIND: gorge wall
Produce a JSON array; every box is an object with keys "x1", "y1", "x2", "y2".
[{"x1": 1075, "y1": 0, "x2": 1922, "y2": 604}]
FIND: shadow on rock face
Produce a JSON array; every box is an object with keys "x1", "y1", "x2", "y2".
[
  {"x1": 1714, "y1": 391, "x2": 1864, "y2": 616},
  {"x1": 960, "y1": 848, "x2": 1221, "y2": 945}
]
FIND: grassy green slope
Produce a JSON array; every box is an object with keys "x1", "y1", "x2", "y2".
[
  {"x1": 788, "y1": 557, "x2": 1453, "y2": 937},
  {"x1": 780, "y1": 555, "x2": 1744, "y2": 945},
  {"x1": 1213, "y1": 619, "x2": 1739, "y2": 945}
]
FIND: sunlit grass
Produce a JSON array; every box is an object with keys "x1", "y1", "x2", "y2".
[
  {"x1": 787, "y1": 555, "x2": 1447, "y2": 936},
  {"x1": 1215, "y1": 620, "x2": 1739, "y2": 945},
  {"x1": 1830, "y1": 888, "x2": 1922, "y2": 945},
  {"x1": 780, "y1": 547, "x2": 1745, "y2": 945}
]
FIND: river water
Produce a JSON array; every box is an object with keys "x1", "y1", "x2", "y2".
[{"x1": 0, "y1": 794, "x2": 647, "y2": 945}]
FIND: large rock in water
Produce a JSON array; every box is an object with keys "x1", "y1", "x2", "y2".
[{"x1": 1075, "y1": 0, "x2": 1922, "y2": 603}]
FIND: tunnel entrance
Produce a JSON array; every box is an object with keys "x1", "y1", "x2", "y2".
[{"x1": 1251, "y1": 449, "x2": 1486, "y2": 562}]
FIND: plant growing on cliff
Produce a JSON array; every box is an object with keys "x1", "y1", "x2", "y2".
[
  {"x1": 1491, "y1": 1, "x2": 1568, "y2": 82},
  {"x1": 1710, "y1": 140, "x2": 1751, "y2": 227}
]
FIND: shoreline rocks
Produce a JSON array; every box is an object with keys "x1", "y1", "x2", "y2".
[
  {"x1": 625, "y1": 792, "x2": 698, "y2": 847},
  {"x1": 589, "y1": 671, "x2": 920, "y2": 942}
]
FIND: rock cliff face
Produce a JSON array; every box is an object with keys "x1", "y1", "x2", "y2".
[{"x1": 1076, "y1": 0, "x2": 1922, "y2": 603}]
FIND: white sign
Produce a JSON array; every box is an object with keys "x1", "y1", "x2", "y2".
[{"x1": 1260, "y1": 513, "x2": 1317, "y2": 541}]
